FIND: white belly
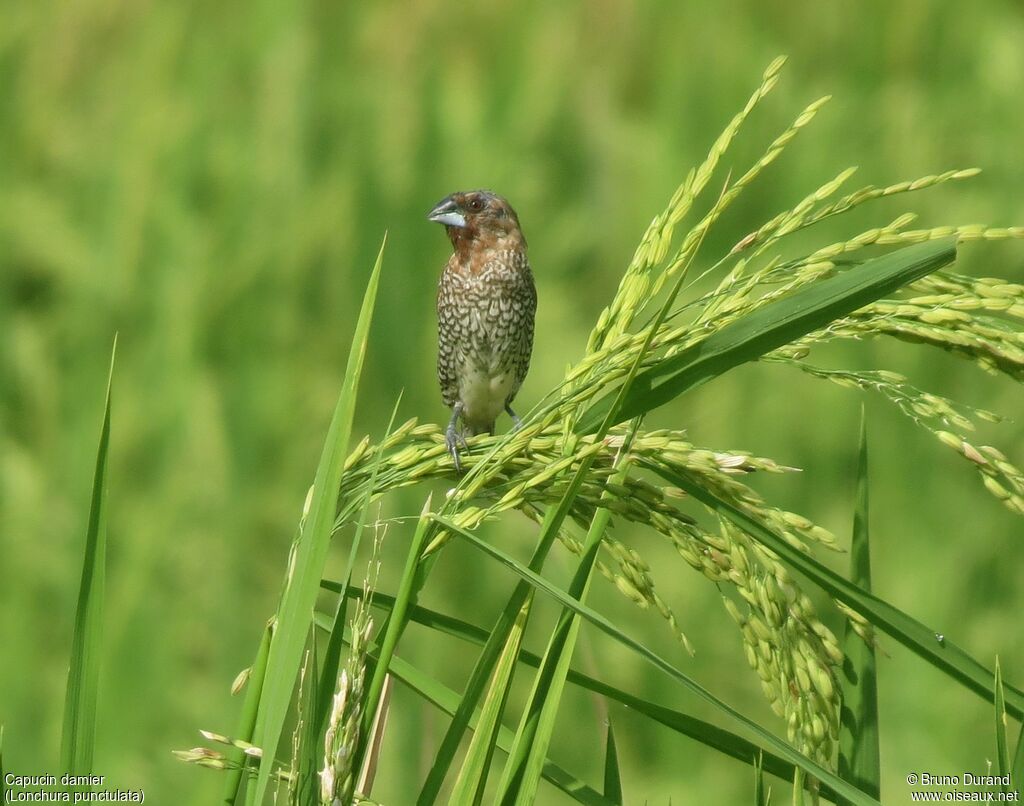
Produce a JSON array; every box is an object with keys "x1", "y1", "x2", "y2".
[{"x1": 459, "y1": 359, "x2": 514, "y2": 433}]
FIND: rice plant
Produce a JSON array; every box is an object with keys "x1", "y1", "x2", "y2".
[{"x1": 177, "y1": 58, "x2": 1024, "y2": 804}]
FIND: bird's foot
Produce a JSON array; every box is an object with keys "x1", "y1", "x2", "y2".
[
  {"x1": 505, "y1": 404, "x2": 523, "y2": 431},
  {"x1": 445, "y1": 426, "x2": 469, "y2": 473},
  {"x1": 446, "y1": 404, "x2": 469, "y2": 473}
]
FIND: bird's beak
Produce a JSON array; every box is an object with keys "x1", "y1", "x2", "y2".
[{"x1": 427, "y1": 198, "x2": 467, "y2": 228}]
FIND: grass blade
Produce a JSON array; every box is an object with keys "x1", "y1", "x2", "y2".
[
  {"x1": 354, "y1": 495, "x2": 434, "y2": 780},
  {"x1": 995, "y1": 659, "x2": 1010, "y2": 795},
  {"x1": 321, "y1": 580, "x2": 848, "y2": 800},
  {"x1": 221, "y1": 618, "x2": 274, "y2": 803},
  {"x1": 578, "y1": 238, "x2": 958, "y2": 432},
  {"x1": 1013, "y1": 718, "x2": 1024, "y2": 798},
  {"x1": 417, "y1": 504, "x2": 566, "y2": 805},
  {"x1": 379, "y1": 644, "x2": 615, "y2": 806},
  {"x1": 296, "y1": 636, "x2": 321, "y2": 804},
  {"x1": 433, "y1": 513, "x2": 878, "y2": 805},
  {"x1": 415, "y1": 587, "x2": 530, "y2": 804},
  {"x1": 250, "y1": 235, "x2": 385, "y2": 803},
  {"x1": 603, "y1": 720, "x2": 623, "y2": 805},
  {"x1": 497, "y1": 489, "x2": 625, "y2": 803},
  {"x1": 448, "y1": 596, "x2": 532, "y2": 805},
  {"x1": 60, "y1": 337, "x2": 115, "y2": 783},
  {"x1": 499, "y1": 434, "x2": 641, "y2": 805},
  {"x1": 496, "y1": 507, "x2": 609, "y2": 803},
  {"x1": 792, "y1": 766, "x2": 805, "y2": 806},
  {"x1": 359, "y1": 672, "x2": 392, "y2": 796},
  {"x1": 497, "y1": 605, "x2": 586, "y2": 804},
  {"x1": 838, "y1": 412, "x2": 881, "y2": 803},
  {"x1": 315, "y1": 395, "x2": 402, "y2": 749},
  {"x1": 754, "y1": 752, "x2": 770, "y2": 806},
  {"x1": 312, "y1": 608, "x2": 613, "y2": 805},
  {"x1": 646, "y1": 462, "x2": 1024, "y2": 720}
]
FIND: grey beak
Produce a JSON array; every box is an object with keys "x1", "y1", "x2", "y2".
[{"x1": 427, "y1": 198, "x2": 467, "y2": 228}]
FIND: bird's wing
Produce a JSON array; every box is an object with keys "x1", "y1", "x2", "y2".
[
  {"x1": 510, "y1": 263, "x2": 537, "y2": 396},
  {"x1": 436, "y1": 266, "x2": 463, "y2": 408}
]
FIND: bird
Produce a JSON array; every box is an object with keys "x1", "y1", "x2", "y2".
[{"x1": 428, "y1": 190, "x2": 537, "y2": 472}]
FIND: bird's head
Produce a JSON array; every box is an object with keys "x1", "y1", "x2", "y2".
[{"x1": 427, "y1": 190, "x2": 525, "y2": 250}]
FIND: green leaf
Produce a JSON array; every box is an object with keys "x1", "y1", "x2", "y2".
[
  {"x1": 603, "y1": 720, "x2": 623, "y2": 805},
  {"x1": 60, "y1": 337, "x2": 115, "y2": 784},
  {"x1": 838, "y1": 412, "x2": 881, "y2": 803},
  {"x1": 321, "y1": 582, "x2": 850, "y2": 802},
  {"x1": 754, "y1": 752, "x2": 770, "y2": 806},
  {"x1": 296, "y1": 636, "x2": 321, "y2": 804},
  {"x1": 645, "y1": 462, "x2": 1024, "y2": 721},
  {"x1": 250, "y1": 235, "x2": 385, "y2": 804},
  {"x1": 433, "y1": 513, "x2": 878, "y2": 805},
  {"x1": 315, "y1": 395, "x2": 402, "y2": 751},
  {"x1": 448, "y1": 596, "x2": 532, "y2": 805},
  {"x1": 1012, "y1": 717, "x2": 1024, "y2": 799},
  {"x1": 418, "y1": 459, "x2": 582, "y2": 805},
  {"x1": 417, "y1": 580, "x2": 536, "y2": 803},
  {"x1": 355, "y1": 495, "x2": 434, "y2": 777},
  {"x1": 221, "y1": 618, "x2": 274, "y2": 804},
  {"x1": 312, "y1": 607, "x2": 613, "y2": 806},
  {"x1": 500, "y1": 428, "x2": 647, "y2": 804},
  {"x1": 497, "y1": 492, "x2": 619, "y2": 804},
  {"x1": 578, "y1": 238, "x2": 958, "y2": 432},
  {"x1": 792, "y1": 766, "x2": 805, "y2": 806},
  {"x1": 995, "y1": 658, "x2": 1010, "y2": 795},
  {"x1": 380, "y1": 643, "x2": 615, "y2": 806}
]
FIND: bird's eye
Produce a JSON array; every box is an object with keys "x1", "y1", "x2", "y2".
[{"x1": 467, "y1": 198, "x2": 485, "y2": 212}]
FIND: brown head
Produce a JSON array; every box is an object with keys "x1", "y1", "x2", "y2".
[{"x1": 427, "y1": 190, "x2": 526, "y2": 255}]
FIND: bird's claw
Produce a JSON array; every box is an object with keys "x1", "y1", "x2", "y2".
[
  {"x1": 445, "y1": 403, "x2": 468, "y2": 474},
  {"x1": 446, "y1": 422, "x2": 469, "y2": 474},
  {"x1": 505, "y1": 404, "x2": 523, "y2": 431}
]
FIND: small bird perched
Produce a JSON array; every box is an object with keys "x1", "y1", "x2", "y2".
[{"x1": 428, "y1": 190, "x2": 537, "y2": 472}]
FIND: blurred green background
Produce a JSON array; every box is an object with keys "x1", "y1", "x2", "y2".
[{"x1": 2, "y1": 0, "x2": 1022, "y2": 802}]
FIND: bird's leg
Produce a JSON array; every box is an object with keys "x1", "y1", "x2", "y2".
[
  {"x1": 505, "y1": 403, "x2": 523, "y2": 431},
  {"x1": 446, "y1": 402, "x2": 468, "y2": 473}
]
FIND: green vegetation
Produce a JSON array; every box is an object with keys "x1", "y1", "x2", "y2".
[
  {"x1": 2, "y1": 3, "x2": 1024, "y2": 803},
  {"x1": 59, "y1": 341, "x2": 114, "y2": 788}
]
